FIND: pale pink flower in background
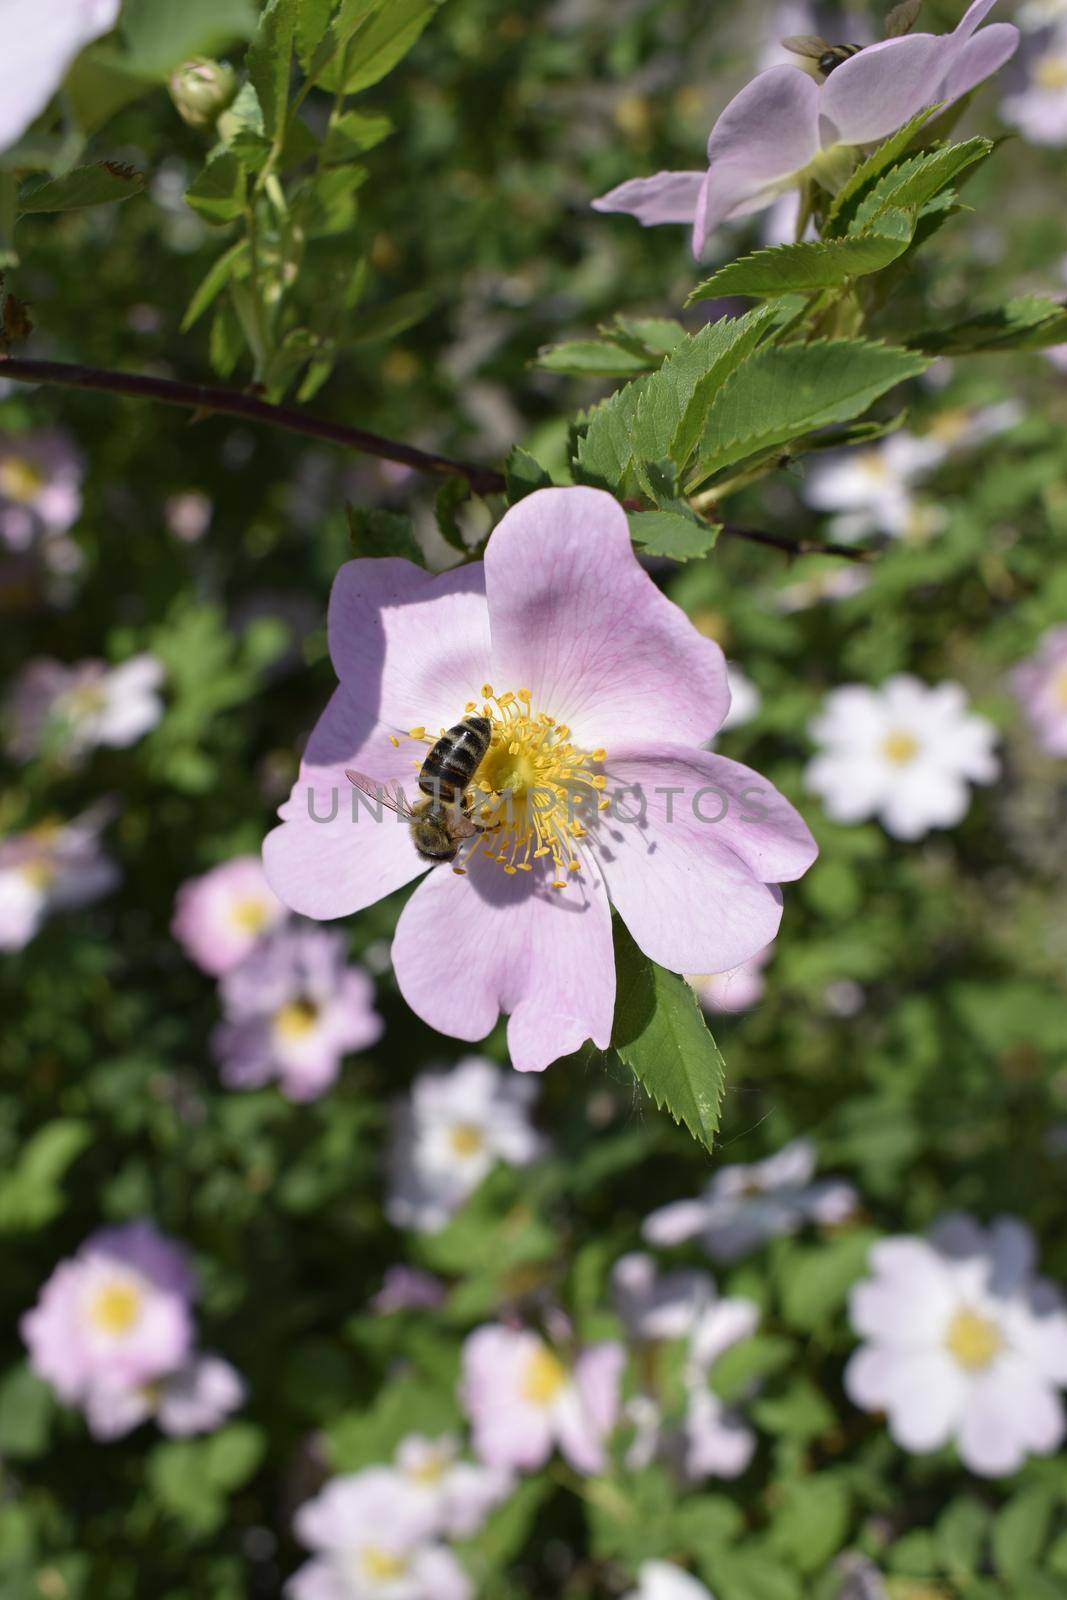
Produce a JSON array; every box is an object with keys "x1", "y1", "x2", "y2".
[
  {"x1": 21, "y1": 1222, "x2": 195, "y2": 1406},
  {"x1": 0, "y1": 807, "x2": 118, "y2": 952},
  {"x1": 774, "y1": 563, "x2": 871, "y2": 613},
  {"x1": 720, "y1": 663, "x2": 761, "y2": 731},
  {"x1": 371, "y1": 1265, "x2": 447, "y2": 1315},
  {"x1": 392, "y1": 1434, "x2": 513, "y2": 1538},
  {"x1": 171, "y1": 854, "x2": 287, "y2": 976},
  {"x1": 592, "y1": 0, "x2": 1018, "y2": 257},
  {"x1": 644, "y1": 1137, "x2": 856, "y2": 1261},
  {"x1": 460, "y1": 1323, "x2": 624, "y2": 1475},
  {"x1": 1011, "y1": 625, "x2": 1067, "y2": 756},
  {"x1": 289, "y1": 1469, "x2": 471, "y2": 1600},
  {"x1": 5, "y1": 654, "x2": 164, "y2": 764},
  {"x1": 0, "y1": 0, "x2": 120, "y2": 152},
  {"x1": 1017, "y1": 0, "x2": 1067, "y2": 26},
  {"x1": 624, "y1": 1562, "x2": 715, "y2": 1600},
  {"x1": 164, "y1": 490, "x2": 214, "y2": 543},
  {"x1": 689, "y1": 944, "x2": 772, "y2": 1014},
  {"x1": 386, "y1": 1056, "x2": 544, "y2": 1233},
  {"x1": 845, "y1": 1215, "x2": 1067, "y2": 1477},
  {"x1": 212, "y1": 925, "x2": 383, "y2": 1101},
  {"x1": 264, "y1": 487, "x2": 816, "y2": 1073},
  {"x1": 611, "y1": 1254, "x2": 758, "y2": 1480},
  {"x1": 805, "y1": 675, "x2": 999, "y2": 839},
  {"x1": 1001, "y1": 25, "x2": 1067, "y2": 144},
  {"x1": 83, "y1": 1352, "x2": 245, "y2": 1441},
  {"x1": 0, "y1": 430, "x2": 82, "y2": 549},
  {"x1": 802, "y1": 432, "x2": 946, "y2": 541}
]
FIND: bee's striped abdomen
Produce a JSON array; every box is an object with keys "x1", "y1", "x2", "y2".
[
  {"x1": 819, "y1": 42, "x2": 862, "y2": 73},
  {"x1": 418, "y1": 715, "x2": 491, "y2": 803}
]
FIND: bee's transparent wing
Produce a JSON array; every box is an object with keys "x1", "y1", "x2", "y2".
[
  {"x1": 781, "y1": 33, "x2": 828, "y2": 57},
  {"x1": 345, "y1": 770, "x2": 414, "y2": 819},
  {"x1": 884, "y1": 0, "x2": 922, "y2": 38}
]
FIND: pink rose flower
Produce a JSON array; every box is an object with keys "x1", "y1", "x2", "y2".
[
  {"x1": 83, "y1": 1352, "x2": 245, "y2": 1441},
  {"x1": 263, "y1": 488, "x2": 816, "y2": 1073},
  {"x1": 0, "y1": 429, "x2": 83, "y2": 549},
  {"x1": 1011, "y1": 624, "x2": 1067, "y2": 756},
  {"x1": 171, "y1": 854, "x2": 287, "y2": 976},
  {"x1": 593, "y1": 0, "x2": 1018, "y2": 257},
  {"x1": 460, "y1": 1323, "x2": 624, "y2": 1475},
  {"x1": 21, "y1": 1221, "x2": 196, "y2": 1405}
]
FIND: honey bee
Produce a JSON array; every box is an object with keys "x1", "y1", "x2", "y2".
[
  {"x1": 783, "y1": 0, "x2": 921, "y2": 76},
  {"x1": 346, "y1": 713, "x2": 492, "y2": 864}
]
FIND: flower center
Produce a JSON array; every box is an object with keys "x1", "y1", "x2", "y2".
[
  {"x1": 928, "y1": 407, "x2": 968, "y2": 445},
  {"x1": 882, "y1": 729, "x2": 919, "y2": 766},
  {"x1": 1037, "y1": 54, "x2": 1067, "y2": 90},
  {"x1": 945, "y1": 1307, "x2": 1002, "y2": 1371},
  {"x1": 360, "y1": 1546, "x2": 409, "y2": 1583},
  {"x1": 858, "y1": 448, "x2": 891, "y2": 482},
  {"x1": 231, "y1": 896, "x2": 270, "y2": 935},
  {"x1": 0, "y1": 455, "x2": 46, "y2": 503},
  {"x1": 521, "y1": 1345, "x2": 567, "y2": 1406},
  {"x1": 274, "y1": 999, "x2": 319, "y2": 1040},
  {"x1": 88, "y1": 1280, "x2": 143, "y2": 1336},
  {"x1": 448, "y1": 1121, "x2": 486, "y2": 1158},
  {"x1": 407, "y1": 1450, "x2": 448, "y2": 1484},
  {"x1": 62, "y1": 683, "x2": 107, "y2": 720},
  {"x1": 1052, "y1": 664, "x2": 1067, "y2": 711}
]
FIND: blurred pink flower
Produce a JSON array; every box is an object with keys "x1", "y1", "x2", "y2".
[
  {"x1": 460, "y1": 1323, "x2": 624, "y2": 1475},
  {"x1": 212, "y1": 925, "x2": 383, "y2": 1101},
  {"x1": 171, "y1": 854, "x2": 287, "y2": 976},
  {"x1": 83, "y1": 1352, "x2": 245, "y2": 1441},
  {"x1": 0, "y1": 806, "x2": 118, "y2": 952},
  {"x1": 371, "y1": 1265, "x2": 447, "y2": 1315},
  {"x1": 290, "y1": 1468, "x2": 471, "y2": 1600},
  {"x1": 0, "y1": 430, "x2": 82, "y2": 550},
  {"x1": 392, "y1": 1434, "x2": 513, "y2": 1538},
  {"x1": 5, "y1": 654, "x2": 165, "y2": 764},
  {"x1": 625, "y1": 1563, "x2": 715, "y2": 1600},
  {"x1": 689, "y1": 944, "x2": 772, "y2": 1014},
  {"x1": 593, "y1": 0, "x2": 1018, "y2": 257},
  {"x1": 1011, "y1": 624, "x2": 1067, "y2": 756},
  {"x1": 164, "y1": 491, "x2": 213, "y2": 543},
  {"x1": 644, "y1": 1137, "x2": 856, "y2": 1261},
  {"x1": 21, "y1": 1221, "x2": 195, "y2": 1406},
  {"x1": 0, "y1": 0, "x2": 119, "y2": 152},
  {"x1": 264, "y1": 487, "x2": 816, "y2": 1073},
  {"x1": 845, "y1": 1215, "x2": 1067, "y2": 1476}
]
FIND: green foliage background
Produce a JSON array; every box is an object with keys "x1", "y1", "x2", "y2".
[{"x1": 2, "y1": 1, "x2": 1067, "y2": 1596}]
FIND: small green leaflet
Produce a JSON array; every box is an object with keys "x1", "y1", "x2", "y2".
[
  {"x1": 611, "y1": 916, "x2": 726, "y2": 1153},
  {"x1": 185, "y1": 152, "x2": 247, "y2": 223},
  {"x1": 686, "y1": 337, "x2": 930, "y2": 489},
  {"x1": 0, "y1": 1120, "x2": 91, "y2": 1231},
  {"x1": 536, "y1": 338, "x2": 657, "y2": 377},
  {"x1": 333, "y1": 0, "x2": 438, "y2": 95},
  {"x1": 687, "y1": 210, "x2": 914, "y2": 302},
  {"x1": 823, "y1": 104, "x2": 941, "y2": 237},
  {"x1": 17, "y1": 162, "x2": 145, "y2": 214},
  {"x1": 574, "y1": 377, "x2": 650, "y2": 496},
  {"x1": 181, "y1": 240, "x2": 251, "y2": 333},
  {"x1": 504, "y1": 446, "x2": 553, "y2": 504},
  {"x1": 246, "y1": 0, "x2": 298, "y2": 142},
  {"x1": 850, "y1": 138, "x2": 993, "y2": 229},
  {"x1": 910, "y1": 296, "x2": 1067, "y2": 354},
  {"x1": 627, "y1": 510, "x2": 720, "y2": 561},
  {"x1": 346, "y1": 506, "x2": 424, "y2": 565}
]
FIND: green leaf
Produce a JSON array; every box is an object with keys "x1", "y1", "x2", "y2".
[
  {"x1": 296, "y1": 0, "x2": 340, "y2": 67},
  {"x1": 181, "y1": 239, "x2": 250, "y2": 331},
  {"x1": 505, "y1": 445, "x2": 553, "y2": 504},
  {"x1": 574, "y1": 376, "x2": 649, "y2": 495},
  {"x1": 434, "y1": 476, "x2": 470, "y2": 552},
  {"x1": 328, "y1": 1374, "x2": 461, "y2": 1472},
  {"x1": 535, "y1": 337, "x2": 657, "y2": 377},
  {"x1": 611, "y1": 916, "x2": 726, "y2": 1152},
  {"x1": 247, "y1": 0, "x2": 297, "y2": 142},
  {"x1": 687, "y1": 338, "x2": 930, "y2": 488},
  {"x1": 349, "y1": 288, "x2": 435, "y2": 344},
  {"x1": 769, "y1": 1474, "x2": 852, "y2": 1574},
  {"x1": 850, "y1": 137, "x2": 993, "y2": 229},
  {"x1": 936, "y1": 1497, "x2": 989, "y2": 1582},
  {"x1": 0, "y1": 1366, "x2": 54, "y2": 1459},
  {"x1": 778, "y1": 1230, "x2": 878, "y2": 1332},
  {"x1": 122, "y1": 0, "x2": 256, "y2": 77},
  {"x1": 687, "y1": 212, "x2": 914, "y2": 302},
  {"x1": 185, "y1": 151, "x2": 247, "y2": 223},
  {"x1": 709, "y1": 1334, "x2": 795, "y2": 1402},
  {"x1": 992, "y1": 1486, "x2": 1055, "y2": 1580},
  {"x1": 147, "y1": 1424, "x2": 265, "y2": 1535},
  {"x1": 0, "y1": 1120, "x2": 91, "y2": 1231},
  {"x1": 334, "y1": 0, "x2": 437, "y2": 94},
  {"x1": 706, "y1": 1546, "x2": 803, "y2": 1600},
  {"x1": 322, "y1": 108, "x2": 395, "y2": 162},
  {"x1": 17, "y1": 162, "x2": 145, "y2": 214},
  {"x1": 627, "y1": 509, "x2": 720, "y2": 561},
  {"x1": 911, "y1": 296, "x2": 1067, "y2": 355},
  {"x1": 346, "y1": 505, "x2": 423, "y2": 565},
  {"x1": 823, "y1": 104, "x2": 941, "y2": 236}
]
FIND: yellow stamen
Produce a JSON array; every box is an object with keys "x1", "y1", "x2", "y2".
[
  {"x1": 361, "y1": 1547, "x2": 409, "y2": 1582},
  {"x1": 231, "y1": 897, "x2": 270, "y2": 935},
  {"x1": 521, "y1": 1345, "x2": 567, "y2": 1406},
  {"x1": 88, "y1": 1281, "x2": 142, "y2": 1336},
  {"x1": 274, "y1": 999, "x2": 319, "y2": 1040},
  {"x1": 1036, "y1": 54, "x2": 1067, "y2": 90},
  {"x1": 1053, "y1": 664, "x2": 1067, "y2": 711},
  {"x1": 945, "y1": 1307, "x2": 1003, "y2": 1371},
  {"x1": 0, "y1": 455, "x2": 46, "y2": 502},
  {"x1": 882, "y1": 729, "x2": 919, "y2": 766}
]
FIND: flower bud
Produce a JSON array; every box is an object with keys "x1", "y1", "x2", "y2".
[{"x1": 168, "y1": 59, "x2": 236, "y2": 132}]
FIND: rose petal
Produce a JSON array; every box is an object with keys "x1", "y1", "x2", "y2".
[
  {"x1": 264, "y1": 689, "x2": 428, "y2": 919},
  {"x1": 0, "y1": 0, "x2": 121, "y2": 155},
  {"x1": 327, "y1": 556, "x2": 492, "y2": 730},
  {"x1": 818, "y1": 35, "x2": 950, "y2": 146},
  {"x1": 485, "y1": 487, "x2": 729, "y2": 748},
  {"x1": 936, "y1": 22, "x2": 1019, "y2": 103},
  {"x1": 391, "y1": 848, "x2": 615, "y2": 1072},
  {"x1": 591, "y1": 170, "x2": 707, "y2": 226}
]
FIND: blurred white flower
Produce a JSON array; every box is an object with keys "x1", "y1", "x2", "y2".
[
  {"x1": 720, "y1": 663, "x2": 762, "y2": 731},
  {"x1": 392, "y1": 1433, "x2": 513, "y2": 1538},
  {"x1": 643, "y1": 1138, "x2": 856, "y2": 1262},
  {"x1": 1002, "y1": 26, "x2": 1067, "y2": 144},
  {"x1": 165, "y1": 491, "x2": 213, "y2": 543},
  {"x1": 805, "y1": 675, "x2": 999, "y2": 839},
  {"x1": 0, "y1": 807, "x2": 118, "y2": 951},
  {"x1": 0, "y1": 0, "x2": 120, "y2": 154},
  {"x1": 1017, "y1": 0, "x2": 1067, "y2": 28},
  {"x1": 845, "y1": 1215, "x2": 1067, "y2": 1477},
  {"x1": 386, "y1": 1057, "x2": 544, "y2": 1234},
  {"x1": 689, "y1": 945, "x2": 771, "y2": 1015},
  {"x1": 624, "y1": 1561, "x2": 715, "y2": 1600},
  {"x1": 774, "y1": 563, "x2": 871, "y2": 614},
  {"x1": 5, "y1": 654, "x2": 165, "y2": 765}
]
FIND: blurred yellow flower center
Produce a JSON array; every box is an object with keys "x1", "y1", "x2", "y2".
[
  {"x1": 882, "y1": 729, "x2": 920, "y2": 765},
  {"x1": 945, "y1": 1307, "x2": 1002, "y2": 1370},
  {"x1": 1037, "y1": 54, "x2": 1067, "y2": 90},
  {"x1": 449, "y1": 1122, "x2": 485, "y2": 1157},
  {"x1": 63, "y1": 683, "x2": 107, "y2": 720},
  {"x1": 89, "y1": 1280, "x2": 142, "y2": 1335},
  {"x1": 20, "y1": 861, "x2": 56, "y2": 890},
  {"x1": 928, "y1": 408, "x2": 968, "y2": 445},
  {"x1": 408, "y1": 1451, "x2": 448, "y2": 1484},
  {"x1": 858, "y1": 448, "x2": 891, "y2": 481},
  {"x1": 232, "y1": 897, "x2": 270, "y2": 934},
  {"x1": 360, "y1": 1547, "x2": 409, "y2": 1582},
  {"x1": 0, "y1": 455, "x2": 46, "y2": 502},
  {"x1": 274, "y1": 999, "x2": 319, "y2": 1040},
  {"x1": 1052, "y1": 665, "x2": 1067, "y2": 710},
  {"x1": 522, "y1": 1345, "x2": 567, "y2": 1406}
]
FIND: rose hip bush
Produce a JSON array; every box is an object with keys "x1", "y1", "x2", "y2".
[{"x1": 2, "y1": 3, "x2": 1067, "y2": 1598}]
